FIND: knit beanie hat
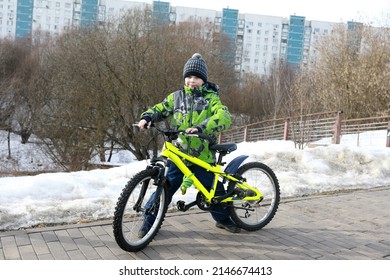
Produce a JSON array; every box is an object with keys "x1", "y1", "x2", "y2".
[{"x1": 183, "y1": 53, "x2": 208, "y2": 83}]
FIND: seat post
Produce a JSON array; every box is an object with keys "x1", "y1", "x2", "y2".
[{"x1": 216, "y1": 152, "x2": 226, "y2": 165}]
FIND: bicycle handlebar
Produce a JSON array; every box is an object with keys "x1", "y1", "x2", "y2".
[
  {"x1": 190, "y1": 132, "x2": 216, "y2": 144},
  {"x1": 134, "y1": 123, "x2": 215, "y2": 144}
]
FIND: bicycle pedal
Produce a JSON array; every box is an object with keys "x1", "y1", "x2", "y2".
[{"x1": 177, "y1": 200, "x2": 186, "y2": 211}]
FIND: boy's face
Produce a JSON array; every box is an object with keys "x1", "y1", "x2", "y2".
[{"x1": 185, "y1": 76, "x2": 204, "y2": 89}]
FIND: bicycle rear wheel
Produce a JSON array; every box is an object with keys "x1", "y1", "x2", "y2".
[
  {"x1": 228, "y1": 162, "x2": 280, "y2": 231},
  {"x1": 113, "y1": 168, "x2": 168, "y2": 252}
]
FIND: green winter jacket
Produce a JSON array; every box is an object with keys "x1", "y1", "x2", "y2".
[{"x1": 140, "y1": 82, "x2": 232, "y2": 164}]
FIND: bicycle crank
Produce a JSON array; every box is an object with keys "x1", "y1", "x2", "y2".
[{"x1": 196, "y1": 192, "x2": 211, "y2": 211}]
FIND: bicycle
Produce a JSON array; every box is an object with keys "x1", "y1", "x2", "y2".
[{"x1": 113, "y1": 125, "x2": 280, "y2": 252}]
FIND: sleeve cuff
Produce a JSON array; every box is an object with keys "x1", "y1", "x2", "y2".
[
  {"x1": 195, "y1": 126, "x2": 203, "y2": 133},
  {"x1": 141, "y1": 116, "x2": 152, "y2": 123}
]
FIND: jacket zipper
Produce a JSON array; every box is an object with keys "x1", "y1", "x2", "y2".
[{"x1": 187, "y1": 91, "x2": 194, "y2": 155}]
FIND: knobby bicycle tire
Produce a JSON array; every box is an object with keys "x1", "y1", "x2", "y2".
[
  {"x1": 113, "y1": 168, "x2": 168, "y2": 252},
  {"x1": 227, "y1": 162, "x2": 280, "y2": 231}
]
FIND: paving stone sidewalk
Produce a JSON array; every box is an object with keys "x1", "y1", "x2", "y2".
[{"x1": 1, "y1": 186, "x2": 389, "y2": 260}]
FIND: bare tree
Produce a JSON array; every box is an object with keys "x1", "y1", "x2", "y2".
[
  {"x1": 266, "y1": 60, "x2": 296, "y2": 118},
  {"x1": 230, "y1": 59, "x2": 295, "y2": 124},
  {"x1": 309, "y1": 23, "x2": 390, "y2": 118},
  {"x1": 0, "y1": 38, "x2": 43, "y2": 164},
  {"x1": 28, "y1": 8, "x2": 236, "y2": 170},
  {"x1": 0, "y1": 39, "x2": 27, "y2": 132}
]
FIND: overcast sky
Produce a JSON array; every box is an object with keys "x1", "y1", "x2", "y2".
[{"x1": 146, "y1": 0, "x2": 390, "y2": 25}]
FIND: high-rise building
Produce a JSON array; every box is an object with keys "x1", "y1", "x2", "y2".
[
  {"x1": 306, "y1": 20, "x2": 336, "y2": 65},
  {"x1": 80, "y1": 0, "x2": 98, "y2": 26},
  {"x1": 220, "y1": 8, "x2": 239, "y2": 69},
  {"x1": 1, "y1": 0, "x2": 17, "y2": 39},
  {"x1": 0, "y1": 0, "x2": 359, "y2": 76},
  {"x1": 151, "y1": 0, "x2": 169, "y2": 26},
  {"x1": 16, "y1": 0, "x2": 33, "y2": 39},
  {"x1": 0, "y1": 0, "x2": 148, "y2": 41},
  {"x1": 241, "y1": 13, "x2": 284, "y2": 75},
  {"x1": 347, "y1": 20, "x2": 364, "y2": 56},
  {"x1": 285, "y1": 15, "x2": 305, "y2": 66}
]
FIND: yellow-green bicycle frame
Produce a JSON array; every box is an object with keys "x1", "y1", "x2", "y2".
[{"x1": 160, "y1": 141, "x2": 263, "y2": 203}]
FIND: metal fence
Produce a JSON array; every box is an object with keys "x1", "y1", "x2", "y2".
[
  {"x1": 219, "y1": 112, "x2": 390, "y2": 147},
  {"x1": 341, "y1": 116, "x2": 390, "y2": 147}
]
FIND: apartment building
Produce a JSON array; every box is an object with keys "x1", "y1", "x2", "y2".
[
  {"x1": 0, "y1": 0, "x2": 358, "y2": 76},
  {"x1": 0, "y1": 0, "x2": 147, "y2": 40},
  {"x1": 0, "y1": 0, "x2": 17, "y2": 38},
  {"x1": 240, "y1": 13, "x2": 284, "y2": 75},
  {"x1": 306, "y1": 20, "x2": 337, "y2": 64}
]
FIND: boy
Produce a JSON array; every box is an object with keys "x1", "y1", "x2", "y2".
[{"x1": 138, "y1": 53, "x2": 240, "y2": 236}]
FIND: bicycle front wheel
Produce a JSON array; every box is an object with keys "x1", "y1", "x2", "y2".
[
  {"x1": 228, "y1": 162, "x2": 280, "y2": 231},
  {"x1": 113, "y1": 168, "x2": 168, "y2": 252}
]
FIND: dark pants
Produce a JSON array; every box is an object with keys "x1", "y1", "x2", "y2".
[{"x1": 144, "y1": 163, "x2": 231, "y2": 224}]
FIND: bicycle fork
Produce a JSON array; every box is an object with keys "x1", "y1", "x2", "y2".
[{"x1": 134, "y1": 162, "x2": 166, "y2": 216}]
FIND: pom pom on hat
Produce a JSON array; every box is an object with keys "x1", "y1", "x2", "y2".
[{"x1": 183, "y1": 53, "x2": 208, "y2": 83}]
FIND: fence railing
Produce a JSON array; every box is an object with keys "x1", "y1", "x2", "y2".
[
  {"x1": 341, "y1": 116, "x2": 390, "y2": 147},
  {"x1": 219, "y1": 112, "x2": 390, "y2": 147}
]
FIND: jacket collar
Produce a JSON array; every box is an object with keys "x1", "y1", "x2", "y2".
[{"x1": 183, "y1": 82, "x2": 219, "y2": 95}]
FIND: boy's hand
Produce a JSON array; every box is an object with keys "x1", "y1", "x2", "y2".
[
  {"x1": 185, "y1": 128, "x2": 198, "y2": 134},
  {"x1": 138, "y1": 119, "x2": 150, "y2": 131}
]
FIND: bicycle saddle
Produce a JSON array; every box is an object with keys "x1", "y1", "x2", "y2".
[{"x1": 210, "y1": 142, "x2": 237, "y2": 154}]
